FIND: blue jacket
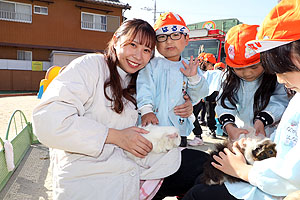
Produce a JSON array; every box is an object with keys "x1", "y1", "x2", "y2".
[
  {"x1": 225, "y1": 92, "x2": 300, "y2": 199},
  {"x1": 137, "y1": 57, "x2": 209, "y2": 136}
]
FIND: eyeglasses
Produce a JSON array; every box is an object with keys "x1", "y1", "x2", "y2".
[{"x1": 156, "y1": 32, "x2": 186, "y2": 42}]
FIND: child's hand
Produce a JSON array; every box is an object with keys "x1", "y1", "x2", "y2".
[
  {"x1": 211, "y1": 146, "x2": 251, "y2": 182},
  {"x1": 180, "y1": 56, "x2": 199, "y2": 77},
  {"x1": 174, "y1": 95, "x2": 193, "y2": 118},
  {"x1": 254, "y1": 120, "x2": 266, "y2": 137},
  {"x1": 225, "y1": 124, "x2": 249, "y2": 141},
  {"x1": 141, "y1": 112, "x2": 159, "y2": 127}
]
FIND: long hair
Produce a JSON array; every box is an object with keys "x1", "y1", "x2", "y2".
[
  {"x1": 103, "y1": 19, "x2": 156, "y2": 114},
  {"x1": 219, "y1": 65, "x2": 277, "y2": 117}
]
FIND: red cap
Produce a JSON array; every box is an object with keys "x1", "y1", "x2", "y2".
[
  {"x1": 204, "y1": 53, "x2": 216, "y2": 64},
  {"x1": 154, "y1": 12, "x2": 189, "y2": 35},
  {"x1": 198, "y1": 52, "x2": 206, "y2": 61},
  {"x1": 247, "y1": 0, "x2": 300, "y2": 53},
  {"x1": 225, "y1": 24, "x2": 260, "y2": 68}
]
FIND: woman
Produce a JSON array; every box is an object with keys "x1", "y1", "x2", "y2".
[{"x1": 33, "y1": 19, "x2": 209, "y2": 200}]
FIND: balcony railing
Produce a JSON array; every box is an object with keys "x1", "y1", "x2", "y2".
[{"x1": 0, "y1": 10, "x2": 32, "y2": 23}]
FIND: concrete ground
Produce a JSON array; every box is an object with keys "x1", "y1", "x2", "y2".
[{"x1": 0, "y1": 95, "x2": 226, "y2": 200}]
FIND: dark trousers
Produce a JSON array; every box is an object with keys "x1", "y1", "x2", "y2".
[
  {"x1": 204, "y1": 91, "x2": 219, "y2": 132},
  {"x1": 192, "y1": 101, "x2": 205, "y2": 137},
  {"x1": 152, "y1": 149, "x2": 210, "y2": 199},
  {"x1": 182, "y1": 183, "x2": 238, "y2": 200}
]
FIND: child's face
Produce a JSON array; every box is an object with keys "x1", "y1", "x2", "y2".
[
  {"x1": 276, "y1": 52, "x2": 300, "y2": 93},
  {"x1": 233, "y1": 63, "x2": 264, "y2": 82},
  {"x1": 204, "y1": 62, "x2": 214, "y2": 70},
  {"x1": 156, "y1": 32, "x2": 189, "y2": 61},
  {"x1": 114, "y1": 33, "x2": 152, "y2": 74}
]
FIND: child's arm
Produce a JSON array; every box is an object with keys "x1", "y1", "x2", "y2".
[
  {"x1": 255, "y1": 83, "x2": 289, "y2": 129},
  {"x1": 137, "y1": 61, "x2": 158, "y2": 126}
]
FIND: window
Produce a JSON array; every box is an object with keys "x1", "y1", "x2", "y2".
[
  {"x1": 17, "y1": 50, "x2": 32, "y2": 61},
  {"x1": 81, "y1": 12, "x2": 106, "y2": 32},
  {"x1": 182, "y1": 39, "x2": 220, "y2": 61},
  {"x1": 34, "y1": 5, "x2": 48, "y2": 15},
  {"x1": 0, "y1": 0, "x2": 32, "y2": 23}
]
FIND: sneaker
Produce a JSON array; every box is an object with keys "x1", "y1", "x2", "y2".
[
  {"x1": 209, "y1": 130, "x2": 217, "y2": 139},
  {"x1": 199, "y1": 121, "x2": 207, "y2": 126},
  {"x1": 188, "y1": 136, "x2": 204, "y2": 146},
  {"x1": 180, "y1": 136, "x2": 187, "y2": 147}
]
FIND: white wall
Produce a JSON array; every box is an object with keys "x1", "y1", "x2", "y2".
[{"x1": 0, "y1": 59, "x2": 51, "y2": 71}]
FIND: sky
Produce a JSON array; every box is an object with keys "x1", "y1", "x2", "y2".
[{"x1": 121, "y1": 0, "x2": 279, "y2": 27}]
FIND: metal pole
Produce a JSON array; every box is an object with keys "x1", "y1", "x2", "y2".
[{"x1": 154, "y1": 0, "x2": 156, "y2": 23}]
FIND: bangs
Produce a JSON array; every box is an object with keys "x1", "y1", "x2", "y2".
[
  {"x1": 135, "y1": 29, "x2": 156, "y2": 50},
  {"x1": 125, "y1": 24, "x2": 156, "y2": 50},
  {"x1": 261, "y1": 43, "x2": 297, "y2": 74}
]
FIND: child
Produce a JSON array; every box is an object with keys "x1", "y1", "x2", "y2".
[
  {"x1": 137, "y1": 12, "x2": 209, "y2": 147},
  {"x1": 211, "y1": 0, "x2": 300, "y2": 199},
  {"x1": 202, "y1": 53, "x2": 219, "y2": 138},
  {"x1": 215, "y1": 24, "x2": 289, "y2": 141},
  {"x1": 189, "y1": 53, "x2": 207, "y2": 146}
]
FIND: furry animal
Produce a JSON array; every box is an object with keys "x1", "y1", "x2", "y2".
[
  {"x1": 199, "y1": 128, "x2": 277, "y2": 185},
  {"x1": 140, "y1": 125, "x2": 181, "y2": 153},
  {"x1": 125, "y1": 124, "x2": 181, "y2": 161}
]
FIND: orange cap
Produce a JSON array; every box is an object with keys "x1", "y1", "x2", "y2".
[
  {"x1": 225, "y1": 24, "x2": 260, "y2": 68},
  {"x1": 247, "y1": 0, "x2": 300, "y2": 53},
  {"x1": 154, "y1": 12, "x2": 189, "y2": 35},
  {"x1": 214, "y1": 62, "x2": 225, "y2": 70},
  {"x1": 198, "y1": 52, "x2": 206, "y2": 61},
  {"x1": 204, "y1": 53, "x2": 216, "y2": 64}
]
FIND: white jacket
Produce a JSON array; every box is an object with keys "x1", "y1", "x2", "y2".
[
  {"x1": 32, "y1": 54, "x2": 181, "y2": 200},
  {"x1": 225, "y1": 93, "x2": 300, "y2": 200}
]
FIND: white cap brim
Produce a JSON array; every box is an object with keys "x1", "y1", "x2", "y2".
[{"x1": 246, "y1": 40, "x2": 293, "y2": 53}]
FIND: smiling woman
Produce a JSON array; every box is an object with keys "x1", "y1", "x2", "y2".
[
  {"x1": 32, "y1": 19, "x2": 160, "y2": 199},
  {"x1": 32, "y1": 18, "x2": 202, "y2": 200}
]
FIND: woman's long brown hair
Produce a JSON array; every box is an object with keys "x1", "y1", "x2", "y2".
[{"x1": 103, "y1": 19, "x2": 156, "y2": 114}]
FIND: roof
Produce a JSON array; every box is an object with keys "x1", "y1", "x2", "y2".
[{"x1": 84, "y1": 0, "x2": 131, "y2": 9}]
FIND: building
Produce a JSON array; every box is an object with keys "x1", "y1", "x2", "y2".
[{"x1": 0, "y1": 0, "x2": 130, "y2": 91}]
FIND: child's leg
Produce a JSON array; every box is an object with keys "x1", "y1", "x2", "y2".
[
  {"x1": 152, "y1": 149, "x2": 209, "y2": 199},
  {"x1": 192, "y1": 102, "x2": 203, "y2": 138},
  {"x1": 206, "y1": 101, "x2": 217, "y2": 131}
]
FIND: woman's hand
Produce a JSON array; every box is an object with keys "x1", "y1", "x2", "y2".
[
  {"x1": 106, "y1": 127, "x2": 153, "y2": 158},
  {"x1": 141, "y1": 112, "x2": 159, "y2": 126},
  {"x1": 225, "y1": 124, "x2": 249, "y2": 141},
  {"x1": 180, "y1": 56, "x2": 199, "y2": 77},
  {"x1": 211, "y1": 146, "x2": 252, "y2": 182},
  {"x1": 254, "y1": 120, "x2": 266, "y2": 137},
  {"x1": 174, "y1": 95, "x2": 193, "y2": 118}
]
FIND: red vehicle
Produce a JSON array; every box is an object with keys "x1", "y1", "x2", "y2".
[{"x1": 182, "y1": 28, "x2": 226, "y2": 62}]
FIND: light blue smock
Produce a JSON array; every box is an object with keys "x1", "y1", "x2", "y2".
[
  {"x1": 215, "y1": 75, "x2": 289, "y2": 137},
  {"x1": 137, "y1": 57, "x2": 209, "y2": 136}
]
